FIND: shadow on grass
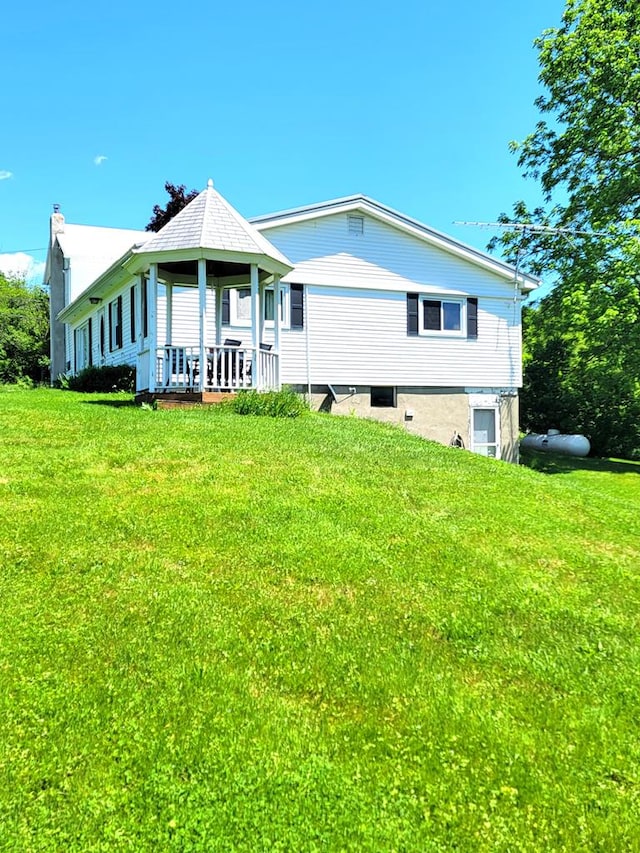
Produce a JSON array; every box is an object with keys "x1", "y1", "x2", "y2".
[
  {"x1": 521, "y1": 448, "x2": 640, "y2": 476},
  {"x1": 82, "y1": 399, "x2": 137, "y2": 409}
]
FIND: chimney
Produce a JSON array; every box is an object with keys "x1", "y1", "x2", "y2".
[{"x1": 51, "y1": 204, "x2": 65, "y2": 241}]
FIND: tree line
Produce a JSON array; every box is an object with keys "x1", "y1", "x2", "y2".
[
  {"x1": 0, "y1": 274, "x2": 49, "y2": 384},
  {"x1": 493, "y1": 0, "x2": 640, "y2": 458}
]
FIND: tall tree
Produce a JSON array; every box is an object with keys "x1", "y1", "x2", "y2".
[
  {"x1": 493, "y1": 0, "x2": 640, "y2": 458},
  {"x1": 145, "y1": 182, "x2": 198, "y2": 232},
  {"x1": 0, "y1": 274, "x2": 50, "y2": 384}
]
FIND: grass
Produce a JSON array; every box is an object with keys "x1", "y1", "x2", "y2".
[{"x1": 0, "y1": 387, "x2": 639, "y2": 851}]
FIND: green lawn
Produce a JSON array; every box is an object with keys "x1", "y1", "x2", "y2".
[{"x1": 1, "y1": 387, "x2": 639, "y2": 851}]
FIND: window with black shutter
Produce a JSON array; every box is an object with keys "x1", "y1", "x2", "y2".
[
  {"x1": 290, "y1": 283, "x2": 304, "y2": 329},
  {"x1": 109, "y1": 296, "x2": 123, "y2": 350},
  {"x1": 411, "y1": 295, "x2": 473, "y2": 337}
]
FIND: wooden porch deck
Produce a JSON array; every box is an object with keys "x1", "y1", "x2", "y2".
[{"x1": 135, "y1": 391, "x2": 238, "y2": 410}]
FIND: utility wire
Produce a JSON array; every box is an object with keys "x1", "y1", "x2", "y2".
[{"x1": 0, "y1": 246, "x2": 48, "y2": 254}]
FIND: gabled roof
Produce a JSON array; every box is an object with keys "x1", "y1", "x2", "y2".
[
  {"x1": 251, "y1": 195, "x2": 540, "y2": 292},
  {"x1": 45, "y1": 224, "x2": 148, "y2": 300},
  {"x1": 135, "y1": 180, "x2": 292, "y2": 270}
]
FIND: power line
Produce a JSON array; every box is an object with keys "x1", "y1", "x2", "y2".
[
  {"x1": 454, "y1": 220, "x2": 612, "y2": 238},
  {"x1": 0, "y1": 247, "x2": 48, "y2": 255}
]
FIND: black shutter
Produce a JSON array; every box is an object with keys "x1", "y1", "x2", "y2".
[
  {"x1": 467, "y1": 297, "x2": 478, "y2": 339},
  {"x1": 290, "y1": 283, "x2": 304, "y2": 329},
  {"x1": 142, "y1": 278, "x2": 148, "y2": 338},
  {"x1": 130, "y1": 286, "x2": 136, "y2": 343},
  {"x1": 116, "y1": 295, "x2": 123, "y2": 348},
  {"x1": 88, "y1": 318, "x2": 93, "y2": 366},
  {"x1": 407, "y1": 293, "x2": 419, "y2": 335},
  {"x1": 222, "y1": 289, "x2": 230, "y2": 325},
  {"x1": 424, "y1": 299, "x2": 441, "y2": 331},
  {"x1": 100, "y1": 316, "x2": 105, "y2": 357}
]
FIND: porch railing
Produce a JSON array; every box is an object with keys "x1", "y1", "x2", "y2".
[{"x1": 151, "y1": 345, "x2": 279, "y2": 393}]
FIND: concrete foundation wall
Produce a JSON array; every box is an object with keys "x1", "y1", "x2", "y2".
[
  {"x1": 294, "y1": 385, "x2": 520, "y2": 463},
  {"x1": 500, "y1": 394, "x2": 520, "y2": 464}
]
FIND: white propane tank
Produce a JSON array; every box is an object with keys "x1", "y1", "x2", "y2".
[{"x1": 521, "y1": 430, "x2": 591, "y2": 457}]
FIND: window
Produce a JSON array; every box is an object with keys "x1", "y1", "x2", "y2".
[
  {"x1": 422, "y1": 297, "x2": 463, "y2": 335},
  {"x1": 74, "y1": 323, "x2": 90, "y2": 372},
  {"x1": 407, "y1": 293, "x2": 478, "y2": 339},
  {"x1": 230, "y1": 285, "x2": 292, "y2": 328},
  {"x1": 109, "y1": 296, "x2": 123, "y2": 351},
  {"x1": 371, "y1": 387, "x2": 396, "y2": 408},
  {"x1": 233, "y1": 287, "x2": 252, "y2": 324},
  {"x1": 472, "y1": 408, "x2": 500, "y2": 458}
]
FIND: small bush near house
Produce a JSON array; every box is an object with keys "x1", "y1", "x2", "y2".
[
  {"x1": 229, "y1": 387, "x2": 308, "y2": 418},
  {"x1": 60, "y1": 364, "x2": 135, "y2": 393}
]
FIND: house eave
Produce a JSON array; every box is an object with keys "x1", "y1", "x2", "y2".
[
  {"x1": 57, "y1": 247, "x2": 136, "y2": 324},
  {"x1": 251, "y1": 195, "x2": 540, "y2": 293},
  {"x1": 126, "y1": 247, "x2": 293, "y2": 277}
]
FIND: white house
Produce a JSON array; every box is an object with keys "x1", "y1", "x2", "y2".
[{"x1": 46, "y1": 181, "x2": 539, "y2": 462}]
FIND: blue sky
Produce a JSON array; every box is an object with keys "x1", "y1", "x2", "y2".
[{"x1": 1, "y1": 0, "x2": 565, "y2": 286}]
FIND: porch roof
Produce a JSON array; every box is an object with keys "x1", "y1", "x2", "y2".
[{"x1": 131, "y1": 180, "x2": 293, "y2": 276}]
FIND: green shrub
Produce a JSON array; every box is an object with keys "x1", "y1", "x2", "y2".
[
  {"x1": 59, "y1": 364, "x2": 135, "y2": 393},
  {"x1": 230, "y1": 387, "x2": 308, "y2": 418}
]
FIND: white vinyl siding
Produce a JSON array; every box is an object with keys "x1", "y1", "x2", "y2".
[
  {"x1": 279, "y1": 286, "x2": 521, "y2": 388},
  {"x1": 64, "y1": 209, "x2": 524, "y2": 391},
  {"x1": 262, "y1": 212, "x2": 522, "y2": 299},
  {"x1": 253, "y1": 212, "x2": 523, "y2": 388}
]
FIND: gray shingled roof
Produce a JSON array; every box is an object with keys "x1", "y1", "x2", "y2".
[{"x1": 137, "y1": 181, "x2": 292, "y2": 268}]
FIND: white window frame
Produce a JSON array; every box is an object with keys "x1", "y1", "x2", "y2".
[
  {"x1": 230, "y1": 284, "x2": 291, "y2": 329},
  {"x1": 470, "y1": 406, "x2": 501, "y2": 459},
  {"x1": 419, "y1": 295, "x2": 466, "y2": 337},
  {"x1": 74, "y1": 322, "x2": 90, "y2": 372},
  {"x1": 109, "y1": 297, "x2": 122, "y2": 351}
]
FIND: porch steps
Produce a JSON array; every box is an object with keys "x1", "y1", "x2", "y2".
[{"x1": 135, "y1": 391, "x2": 237, "y2": 409}]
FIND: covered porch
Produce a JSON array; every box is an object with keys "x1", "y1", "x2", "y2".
[
  {"x1": 128, "y1": 180, "x2": 293, "y2": 396},
  {"x1": 144, "y1": 340, "x2": 278, "y2": 393}
]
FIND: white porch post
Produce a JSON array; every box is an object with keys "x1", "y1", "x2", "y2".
[
  {"x1": 136, "y1": 274, "x2": 144, "y2": 354},
  {"x1": 273, "y1": 274, "x2": 281, "y2": 390},
  {"x1": 198, "y1": 259, "x2": 207, "y2": 392},
  {"x1": 250, "y1": 263, "x2": 260, "y2": 389},
  {"x1": 165, "y1": 282, "x2": 173, "y2": 346},
  {"x1": 258, "y1": 280, "x2": 265, "y2": 343},
  {"x1": 215, "y1": 285, "x2": 223, "y2": 345},
  {"x1": 149, "y1": 263, "x2": 158, "y2": 392}
]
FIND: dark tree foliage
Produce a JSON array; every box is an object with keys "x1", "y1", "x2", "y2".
[
  {"x1": 145, "y1": 182, "x2": 199, "y2": 232},
  {"x1": 0, "y1": 274, "x2": 50, "y2": 384},
  {"x1": 492, "y1": 0, "x2": 640, "y2": 459}
]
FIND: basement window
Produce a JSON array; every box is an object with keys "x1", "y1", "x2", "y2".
[{"x1": 371, "y1": 386, "x2": 396, "y2": 408}]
